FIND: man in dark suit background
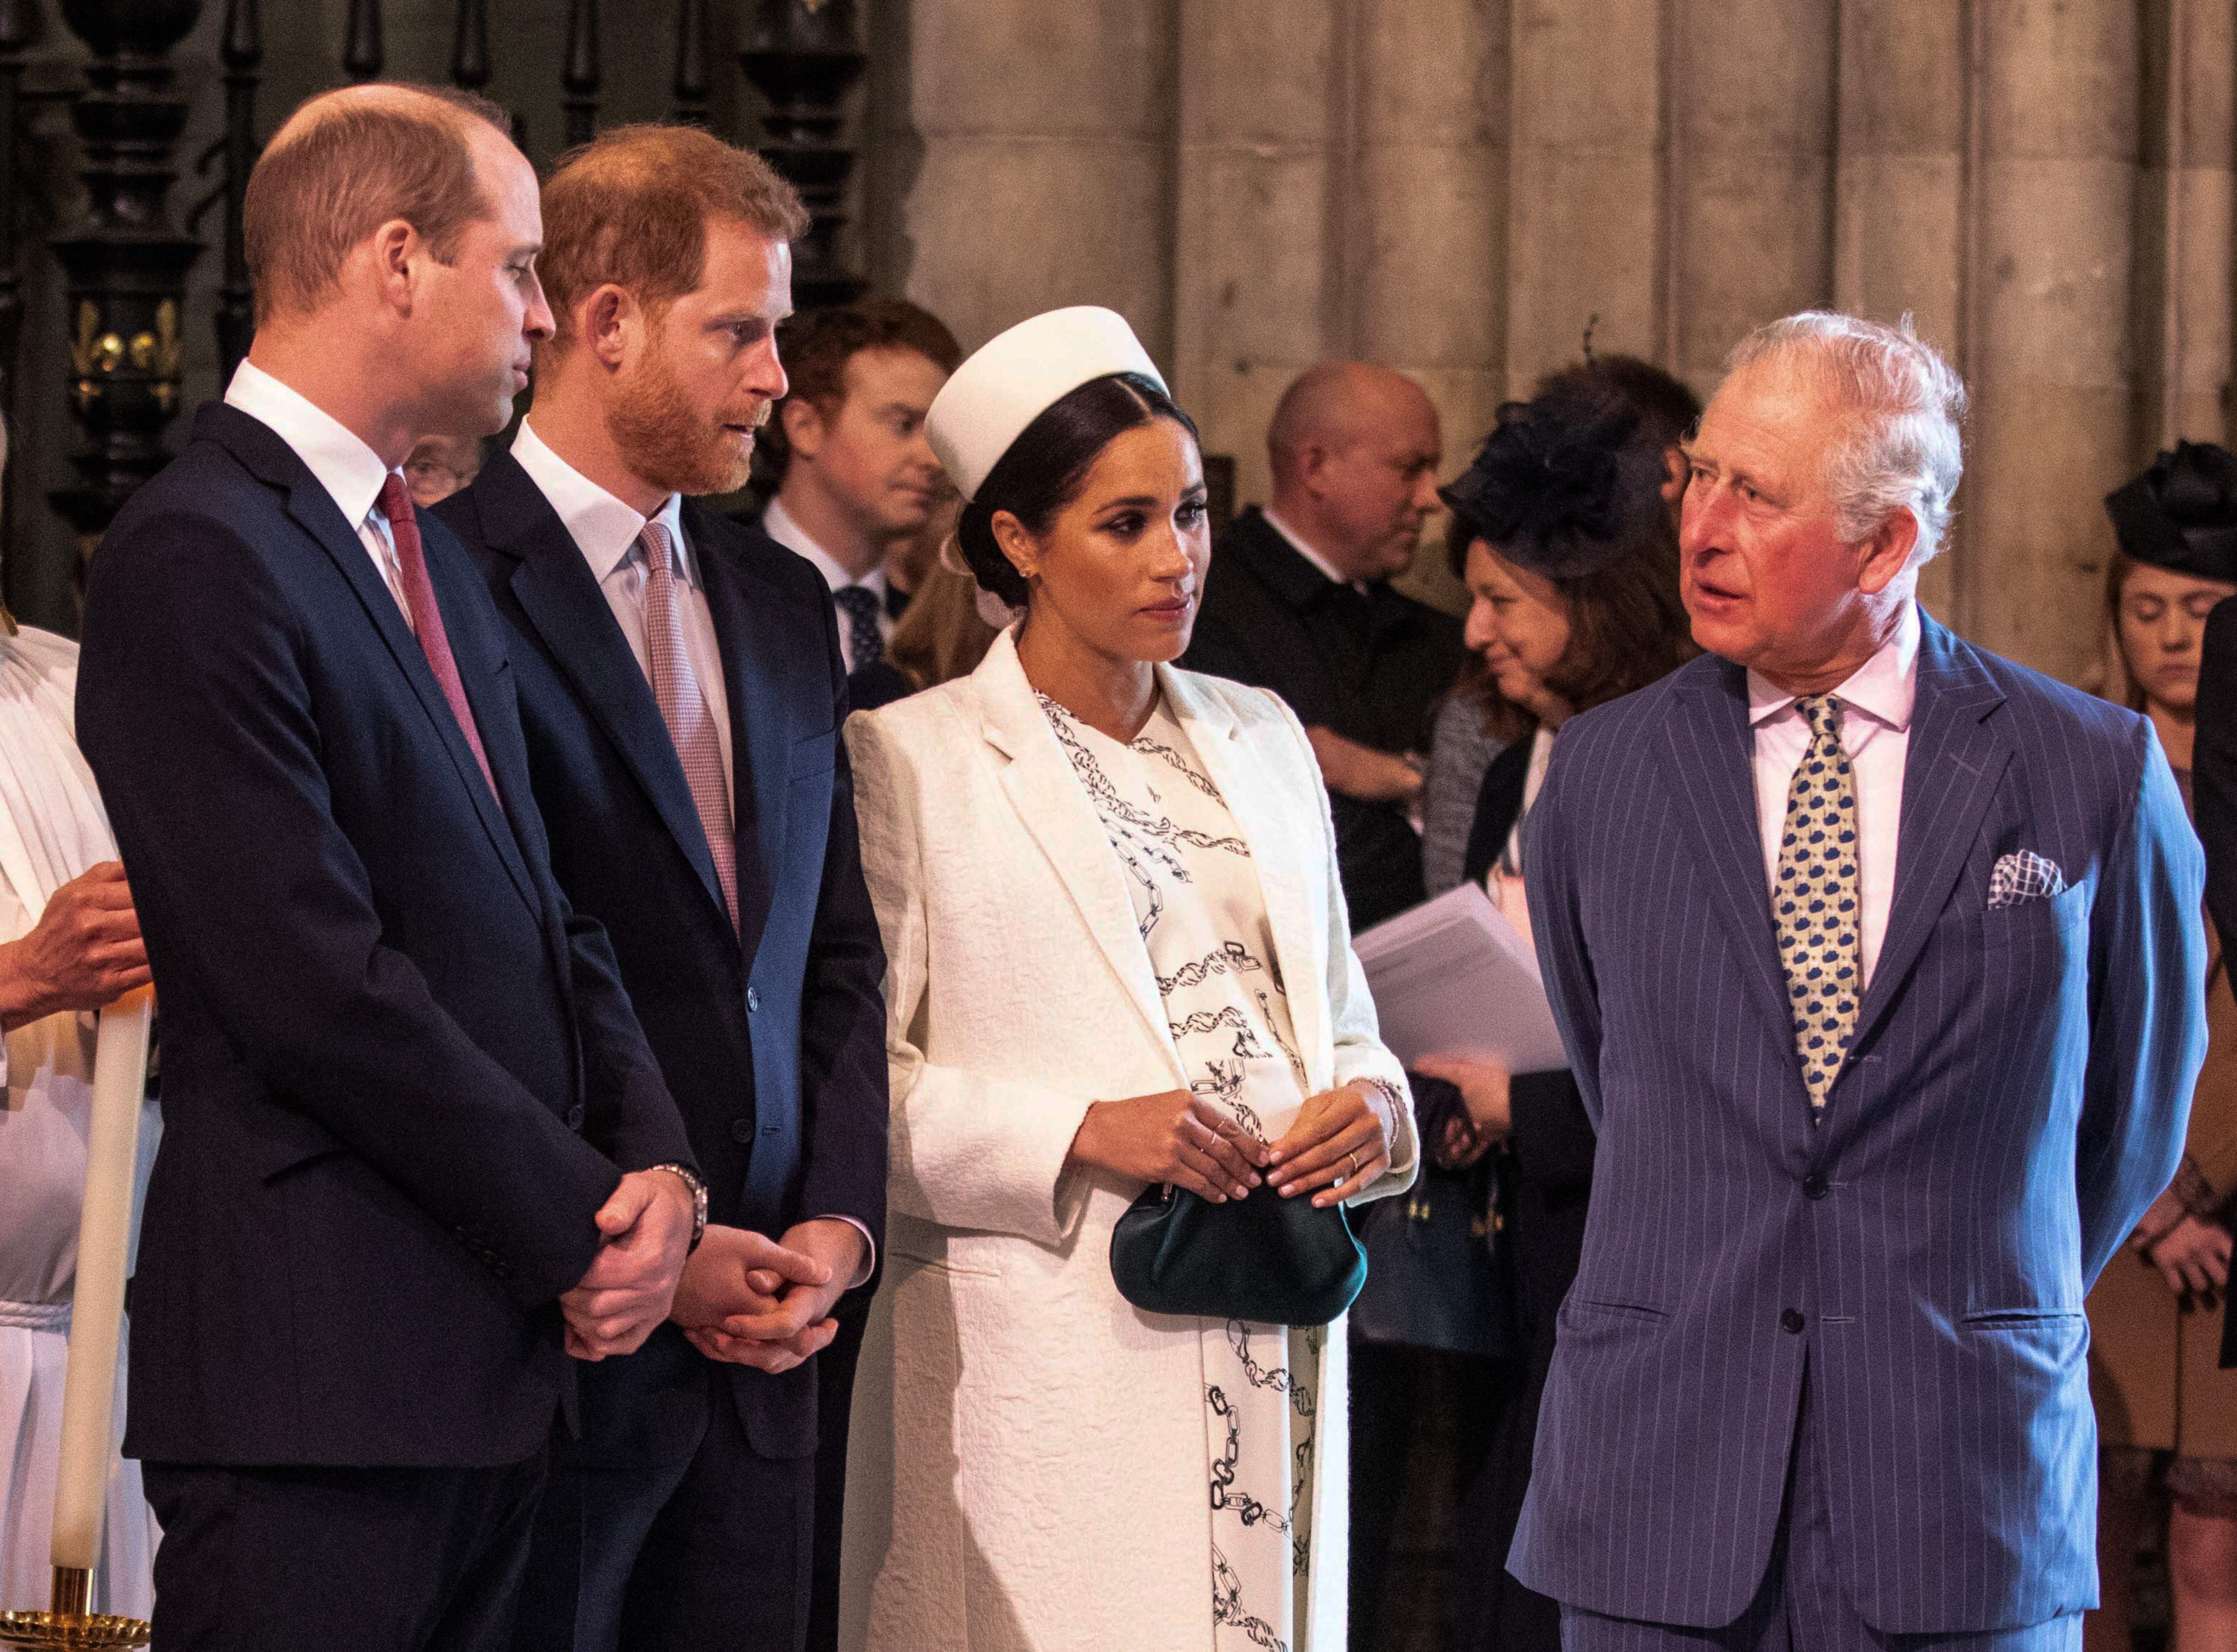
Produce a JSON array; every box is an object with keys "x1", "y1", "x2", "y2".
[
  {"x1": 1512, "y1": 311, "x2": 2206, "y2": 1648},
  {"x1": 74, "y1": 85, "x2": 701, "y2": 1652},
  {"x1": 756, "y1": 300, "x2": 962, "y2": 714},
  {"x1": 438, "y1": 124, "x2": 887, "y2": 1652},
  {"x1": 1181, "y1": 360, "x2": 1464, "y2": 930}
]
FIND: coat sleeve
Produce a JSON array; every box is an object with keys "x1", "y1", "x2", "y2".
[
  {"x1": 76, "y1": 505, "x2": 623, "y2": 1308},
  {"x1": 1522, "y1": 733, "x2": 1605, "y2": 1128},
  {"x1": 1263, "y1": 692, "x2": 1417, "y2": 1203},
  {"x1": 561, "y1": 903, "x2": 695, "y2": 1175},
  {"x1": 795, "y1": 595, "x2": 892, "y2": 1265},
  {"x1": 2077, "y1": 719, "x2": 2208, "y2": 1287},
  {"x1": 844, "y1": 707, "x2": 1098, "y2": 1248}
]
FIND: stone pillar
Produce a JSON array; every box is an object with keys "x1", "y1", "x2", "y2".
[
  {"x1": 895, "y1": 0, "x2": 1176, "y2": 359},
  {"x1": 1832, "y1": 0, "x2": 1972, "y2": 624},
  {"x1": 1665, "y1": 0, "x2": 1836, "y2": 394},
  {"x1": 1503, "y1": 0, "x2": 1664, "y2": 396},
  {"x1": 1169, "y1": 0, "x2": 1344, "y2": 514},
  {"x1": 1965, "y1": 0, "x2": 2139, "y2": 680}
]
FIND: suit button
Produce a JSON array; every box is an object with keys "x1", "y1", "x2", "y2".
[
  {"x1": 731, "y1": 1118, "x2": 754, "y2": 1145},
  {"x1": 1802, "y1": 1172, "x2": 1827, "y2": 1200},
  {"x1": 565, "y1": 1104, "x2": 586, "y2": 1130},
  {"x1": 1781, "y1": 1309, "x2": 1806, "y2": 1335},
  {"x1": 747, "y1": 987, "x2": 761, "y2": 1013}
]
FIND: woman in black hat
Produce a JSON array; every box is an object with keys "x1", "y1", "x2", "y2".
[
  {"x1": 2087, "y1": 440, "x2": 2237, "y2": 1652},
  {"x1": 1398, "y1": 380, "x2": 1697, "y2": 1652}
]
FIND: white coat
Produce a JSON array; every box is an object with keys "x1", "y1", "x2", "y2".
[{"x1": 838, "y1": 627, "x2": 1418, "y2": 1652}]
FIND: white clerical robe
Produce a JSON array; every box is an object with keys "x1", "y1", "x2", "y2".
[{"x1": 0, "y1": 626, "x2": 160, "y2": 1619}]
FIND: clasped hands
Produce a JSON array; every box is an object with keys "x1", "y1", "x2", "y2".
[
  {"x1": 2132, "y1": 1186, "x2": 2233, "y2": 1310},
  {"x1": 1069, "y1": 1081, "x2": 1393, "y2": 1207},
  {"x1": 559, "y1": 1168, "x2": 862, "y2": 1370}
]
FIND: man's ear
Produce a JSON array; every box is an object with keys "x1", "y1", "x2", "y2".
[
  {"x1": 583, "y1": 285, "x2": 640, "y2": 372},
  {"x1": 1856, "y1": 505, "x2": 1922, "y2": 596},
  {"x1": 367, "y1": 219, "x2": 418, "y2": 317},
  {"x1": 782, "y1": 396, "x2": 827, "y2": 461}
]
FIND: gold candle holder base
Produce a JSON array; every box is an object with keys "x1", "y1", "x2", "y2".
[{"x1": 0, "y1": 1568, "x2": 150, "y2": 1649}]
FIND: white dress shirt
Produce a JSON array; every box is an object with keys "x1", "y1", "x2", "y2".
[
  {"x1": 512, "y1": 424, "x2": 873, "y2": 1283},
  {"x1": 1262, "y1": 508, "x2": 1369, "y2": 596},
  {"x1": 1747, "y1": 599, "x2": 1921, "y2": 988},
  {"x1": 762, "y1": 497, "x2": 891, "y2": 673},
  {"x1": 223, "y1": 361, "x2": 413, "y2": 626},
  {"x1": 513, "y1": 423, "x2": 733, "y2": 791}
]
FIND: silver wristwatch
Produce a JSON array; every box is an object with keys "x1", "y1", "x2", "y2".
[{"x1": 647, "y1": 1162, "x2": 709, "y2": 1254}]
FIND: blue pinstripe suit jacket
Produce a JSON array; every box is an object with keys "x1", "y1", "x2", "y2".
[{"x1": 1506, "y1": 613, "x2": 2206, "y2": 1634}]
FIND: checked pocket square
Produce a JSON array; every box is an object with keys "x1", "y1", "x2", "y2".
[{"x1": 1988, "y1": 850, "x2": 2066, "y2": 909}]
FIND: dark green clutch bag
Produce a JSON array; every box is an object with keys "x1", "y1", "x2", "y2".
[{"x1": 1108, "y1": 1179, "x2": 1368, "y2": 1327}]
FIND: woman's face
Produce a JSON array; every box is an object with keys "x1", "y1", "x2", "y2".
[
  {"x1": 1463, "y1": 539, "x2": 1573, "y2": 709},
  {"x1": 998, "y1": 419, "x2": 1211, "y2": 666},
  {"x1": 2117, "y1": 561, "x2": 2237, "y2": 717}
]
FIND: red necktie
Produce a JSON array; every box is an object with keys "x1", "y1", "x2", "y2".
[{"x1": 377, "y1": 473, "x2": 500, "y2": 804}]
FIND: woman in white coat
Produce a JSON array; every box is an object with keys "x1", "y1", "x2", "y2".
[{"x1": 838, "y1": 308, "x2": 1419, "y2": 1652}]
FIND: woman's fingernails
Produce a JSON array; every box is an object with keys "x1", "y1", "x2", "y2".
[{"x1": 1234, "y1": 1183, "x2": 1252, "y2": 1199}]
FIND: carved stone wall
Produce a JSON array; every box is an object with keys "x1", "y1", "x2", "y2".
[{"x1": 864, "y1": 0, "x2": 2237, "y2": 676}]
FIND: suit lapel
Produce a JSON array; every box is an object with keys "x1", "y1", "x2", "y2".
[
  {"x1": 1657, "y1": 658, "x2": 1793, "y2": 1040},
  {"x1": 693, "y1": 512, "x2": 783, "y2": 967},
  {"x1": 1164, "y1": 669, "x2": 1329, "y2": 1085},
  {"x1": 482, "y1": 459, "x2": 731, "y2": 933},
  {"x1": 973, "y1": 633, "x2": 1181, "y2": 1071},
  {"x1": 265, "y1": 446, "x2": 539, "y2": 917},
  {"x1": 1849, "y1": 616, "x2": 2011, "y2": 1048}
]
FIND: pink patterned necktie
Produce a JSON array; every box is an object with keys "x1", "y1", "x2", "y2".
[
  {"x1": 639, "y1": 521, "x2": 739, "y2": 932},
  {"x1": 376, "y1": 473, "x2": 500, "y2": 805}
]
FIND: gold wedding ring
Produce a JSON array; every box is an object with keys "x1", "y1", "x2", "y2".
[{"x1": 1346, "y1": 1151, "x2": 1361, "y2": 1181}]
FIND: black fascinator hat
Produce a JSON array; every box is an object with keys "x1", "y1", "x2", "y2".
[
  {"x1": 2105, "y1": 440, "x2": 2237, "y2": 584},
  {"x1": 1439, "y1": 380, "x2": 1671, "y2": 581}
]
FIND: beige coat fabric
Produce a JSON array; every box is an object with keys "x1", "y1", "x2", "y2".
[{"x1": 837, "y1": 628, "x2": 1418, "y2": 1651}]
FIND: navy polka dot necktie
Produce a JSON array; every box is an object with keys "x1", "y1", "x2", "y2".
[
  {"x1": 1775, "y1": 694, "x2": 1863, "y2": 1111},
  {"x1": 833, "y1": 584, "x2": 885, "y2": 673}
]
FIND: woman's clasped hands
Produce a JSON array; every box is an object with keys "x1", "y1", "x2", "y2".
[{"x1": 1069, "y1": 1083, "x2": 1392, "y2": 1208}]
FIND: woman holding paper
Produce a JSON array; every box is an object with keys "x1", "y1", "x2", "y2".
[
  {"x1": 839, "y1": 307, "x2": 1417, "y2": 1652},
  {"x1": 1412, "y1": 377, "x2": 1697, "y2": 1652},
  {"x1": 0, "y1": 410, "x2": 161, "y2": 1623}
]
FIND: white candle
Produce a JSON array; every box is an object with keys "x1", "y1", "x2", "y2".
[{"x1": 48, "y1": 986, "x2": 154, "y2": 1576}]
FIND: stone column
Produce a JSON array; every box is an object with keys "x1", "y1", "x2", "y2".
[
  {"x1": 1502, "y1": 0, "x2": 1665, "y2": 396},
  {"x1": 1832, "y1": 0, "x2": 1971, "y2": 624},
  {"x1": 895, "y1": 0, "x2": 1176, "y2": 359},
  {"x1": 1965, "y1": 0, "x2": 2140, "y2": 680}
]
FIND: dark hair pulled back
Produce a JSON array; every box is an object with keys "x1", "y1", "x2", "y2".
[{"x1": 957, "y1": 371, "x2": 1200, "y2": 608}]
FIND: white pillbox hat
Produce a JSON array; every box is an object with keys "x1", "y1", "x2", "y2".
[{"x1": 924, "y1": 306, "x2": 1167, "y2": 502}]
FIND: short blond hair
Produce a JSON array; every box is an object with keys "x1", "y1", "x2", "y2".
[
  {"x1": 244, "y1": 84, "x2": 508, "y2": 325},
  {"x1": 537, "y1": 124, "x2": 808, "y2": 355}
]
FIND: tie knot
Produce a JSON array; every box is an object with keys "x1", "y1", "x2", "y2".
[
  {"x1": 377, "y1": 470, "x2": 413, "y2": 527},
  {"x1": 638, "y1": 520, "x2": 674, "y2": 579},
  {"x1": 1797, "y1": 694, "x2": 1844, "y2": 741}
]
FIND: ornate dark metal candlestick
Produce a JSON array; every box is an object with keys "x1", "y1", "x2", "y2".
[
  {"x1": 740, "y1": 0, "x2": 866, "y2": 308},
  {"x1": 213, "y1": 0, "x2": 260, "y2": 381},
  {"x1": 672, "y1": 0, "x2": 707, "y2": 127},
  {"x1": 0, "y1": 0, "x2": 38, "y2": 420},
  {"x1": 343, "y1": 0, "x2": 381, "y2": 82},
  {"x1": 561, "y1": 0, "x2": 598, "y2": 149},
  {"x1": 46, "y1": 0, "x2": 206, "y2": 557},
  {"x1": 451, "y1": 0, "x2": 488, "y2": 95}
]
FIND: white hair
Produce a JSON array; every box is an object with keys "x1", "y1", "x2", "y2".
[{"x1": 1724, "y1": 311, "x2": 1967, "y2": 565}]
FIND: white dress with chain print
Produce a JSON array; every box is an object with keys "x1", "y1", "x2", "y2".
[{"x1": 1040, "y1": 693, "x2": 1321, "y2": 1652}]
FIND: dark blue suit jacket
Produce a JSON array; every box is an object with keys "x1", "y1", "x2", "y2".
[
  {"x1": 1509, "y1": 614, "x2": 2206, "y2": 1634},
  {"x1": 439, "y1": 452, "x2": 888, "y2": 1466},
  {"x1": 76, "y1": 402, "x2": 693, "y2": 1470}
]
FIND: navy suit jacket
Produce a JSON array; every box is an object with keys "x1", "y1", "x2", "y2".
[
  {"x1": 1508, "y1": 613, "x2": 2206, "y2": 1634},
  {"x1": 439, "y1": 452, "x2": 887, "y2": 1466},
  {"x1": 76, "y1": 402, "x2": 693, "y2": 1470}
]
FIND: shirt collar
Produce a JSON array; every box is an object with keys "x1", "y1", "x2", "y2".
[
  {"x1": 1260, "y1": 507, "x2": 1367, "y2": 595},
  {"x1": 513, "y1": 420, "x2": 691, "y2": 587},
  {"x1": 224, "y1": 360, "x2": 394, "y2": 532},
  {"x1": 764, "y1": 497, "x2": 887, "y2": 598},
  {"x1": 1747, "y1": 598, "x2": 1922, "y2": 732}
]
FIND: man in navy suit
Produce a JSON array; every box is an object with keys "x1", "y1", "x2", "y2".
[
  {"x1": 74, "y1": 86, "x2": 702, "y2": 1652},
  {"x1": 436, "y1": 125, "x2": 887, "y2": 1652},
  {"x1": 1510, "y1": 312, "x2": 2207, "y2": 1649}
]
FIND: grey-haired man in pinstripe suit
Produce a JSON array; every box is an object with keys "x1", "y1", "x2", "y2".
[{"x1": 1508, "y1": 312, "x2": 2207, "y2": 1650}]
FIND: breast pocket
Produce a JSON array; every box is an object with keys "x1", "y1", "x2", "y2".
[{"x1": 1981, "y1": 879, "x2": 2089, "y2": 950}]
